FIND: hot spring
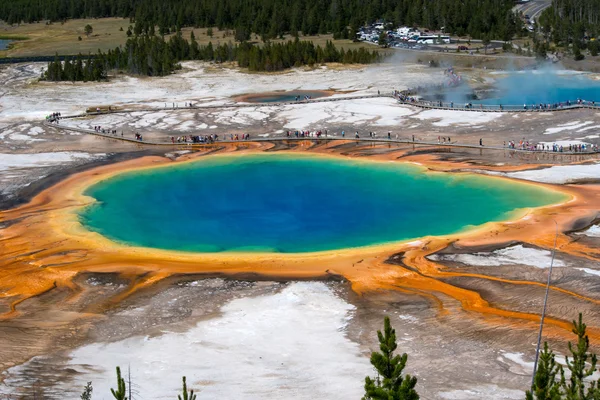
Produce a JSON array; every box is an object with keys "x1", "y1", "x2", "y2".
[
  {"x1": 80, "y1": 154, "x2": 566, "y2": 253},
  {"x1": 241, "y1": 90, "x2": 329, "y2": 103},
  {"x1": 434, "y1": 71, "x2": 600, "y2": 106}
]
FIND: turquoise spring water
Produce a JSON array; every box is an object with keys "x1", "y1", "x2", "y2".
[
  {"x1": 443, "y1": 72, "x2": 600, "y2": 106},
  {"x1": 80, "y1": 153, "x2": 566, "y2": 253}
]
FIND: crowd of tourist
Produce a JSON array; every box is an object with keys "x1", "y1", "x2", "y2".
[
  {"x1": 57, "y1": 119, "x2": 599, "y2": 154},
  {"x1": 46, "y1": 112, "x2": 61, "y2": 123},
  {"x1": 396, "y1": 99, "x2": 600, "y2": 111},
  {"x1": 94, "y1": 126, "x2": 118, "y2": 135},
  {"x1": 523, "y1": 99, "x2": 597, "y2": 110},
  {"x1": 172, "y1": 134, "x2": 217, "y2": 143},
  {"x1": 286, "y1": 130, "x2": 329, "y2": 138},
  {"x1": 504, "y1": 139, "x2": 599, "y2": 153},
  {"x1": 170, "y1": 133, "x2": 251, "y2": 144}
]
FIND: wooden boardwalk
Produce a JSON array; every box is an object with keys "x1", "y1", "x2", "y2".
[
  {"x1": 49, "y1": 123, "x2": 599, "y2": 156},
  {"x1": 46, "y1": 92, "x2": 600, "y2": 156}
]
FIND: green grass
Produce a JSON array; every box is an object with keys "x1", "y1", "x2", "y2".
[
  {"x1": 0, "y1": 34, "x2": 29, "y2": 40},
  {"x1": 0, "y1": 18, "x2": 129, "y2": 57}
]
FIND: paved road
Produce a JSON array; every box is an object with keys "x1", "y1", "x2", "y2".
[{"x1": 514, "y1": 0, "x2": 552, "y2": 20}]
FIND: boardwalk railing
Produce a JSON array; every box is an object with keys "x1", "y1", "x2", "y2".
[
  {"x1": 43, "y1": 91, "x2": 600, "y2": 155},
  {"x1": 398, "y1": 100, "x2": 600, "y2": 113},
  {"x1": 81, "y1": 94, "x2": 393, "y2": 117},
  {"x1": 47, "y1": 122, "x2": 600, "y2": 156},
  {"x1": 394, "y1": 89, "x2": 600, "y2": 112}
]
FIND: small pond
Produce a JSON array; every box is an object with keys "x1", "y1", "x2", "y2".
[{"x1": 0, "y1": 40, "x2": 13, "y2": 51}]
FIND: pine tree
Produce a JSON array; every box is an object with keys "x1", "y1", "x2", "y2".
[
  {"x1": 190, "y1": 31, "x2": 199, "y2": 59},
  {"x1": 2, "y1": 0, "x2": 520, "y2": 40},
  {"x1": 378, "y1": 31, "x2": 387, "y2": 46},
  {"x1": 84, "y1": 24, "x2": 93, "y2": 38},
  {"x1": 482, "y1": 34, "x2": 491, "y2": 54},
  {"x1": 563, "y1": 313, "x2": 598, "y2": 400},
  {"x1": 573, "y1": 45, "x2": 585, "y2": 61},
  {"x1": 363, "y1": 316, "x2": 419, "y2": 400},
  {"x1": 80, "y1": 381, "x2": 93, "y2": 400},
  {"x1": 111, "y1": 366, "x2": 128, "y2": 400},
  {"x1": 526, "y1": 343, "x2": 564, "y2": 400},
  {"x1": 178, "y1": 376, "x2": 197, "y2": 400}
]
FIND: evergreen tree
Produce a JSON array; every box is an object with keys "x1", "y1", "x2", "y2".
[
  {"x1": 363, "y1": 316, "x2": 419, "y2": 400},
  {"x1": 589, "y1": 40, "x2": 599, "y2": 56},
  {"x1": 482, "y1": 35, "x2": 491, "y2": 54},
  {"x1": 563, "y1": 314, "x2": 598, "y2": 400},
  {"x1": 0, "y1": 0, "x2": 519, "y2": 40},
  {"x1": 84, "y1": 24, "x2": 93, "y2": 38},
  {"x1": 178, "y1": 376, "x2": 197, "y2": 400},
  {"x1": 235, "y1": 23, "x2": 250, "y2": 42},
  {"x1": 378, "y1": 31, "x2": 387, "y2": 46},
  {"x1": 538, "y1": 0, "x2": 600, "y2": 48},
  {"x1": 573, "y1": 45, "x2": 585, "y2": 61},
  {"x1": 535, "y1": 40, "x2": 548, "y2": 60},
  {"x1": 80, "y1": 381, "x2": 93, "y2": 400},
  {"x1": 111, "y1": 366, "x2": 127, "y2": 400},
  {"x1": 526, "y1": 343, "x2": 564, "y2": 400},
  {"x1": 190, "y1": 31, "x2": 199, "y2": 59}
]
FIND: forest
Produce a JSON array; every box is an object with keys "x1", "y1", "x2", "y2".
[
  {"x1": 2, "y1": 0, "x2": 518, "y2": 40},
  {"x1": 41, "y1": 34, "x2": 381, "y2": 81},
  {"x1": 536, "y1": 0, "x2": 600, "y2": 56}
]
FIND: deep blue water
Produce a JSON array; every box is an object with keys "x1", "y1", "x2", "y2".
[
  {"x1": 80, "y1": 154, "x2": 565, "y2": 253},
  {"x1": 245, "y1": 91, "x2": 327, "y2": 103},
  {"x1": 443, "y1": 72, "x2": 600, "y2": 106}
]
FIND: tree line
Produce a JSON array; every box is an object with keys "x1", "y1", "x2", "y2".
[
  {"x1": 537, "y1": 0, "x2": 600, "y2": 58},
  {"x1": 41, "y1": 33, "x2": 380, "y2": 81},
  {"x1": 3, "y1": 0, "x2": 519, "y2": 40},
  {"x1": 43, "y1": 53, "x2": 108, "y2": 81}
]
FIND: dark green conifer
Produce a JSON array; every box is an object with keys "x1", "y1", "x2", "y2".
[
  {"x1": 363, "y1": 316, "x2": 419, "y2": 400},
  {"x1": 526, "y1": 343, "x2": 564, "y2": 400},
  {"x1": 563, "y1": 314, "x2": 598, "y2": 400},
  {"x1": 80, "y1": 381, "x2": 93, "y2": 400},
  {"x1": 111, "y1": 366, "x2": 127, "y2": 400},
  {"x1": 178, "y1": 376, "x2": 197, "y2": 400}
]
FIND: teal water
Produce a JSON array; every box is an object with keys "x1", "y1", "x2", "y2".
[
  {"x1": 442, "y1": 72, "x2": 600, "y2": 106},
  {"x1": 0, "y1": 40, "x2": 12, "y2": 51},
  {"x1": 80, "y1": 154, "x2": 566, "y2": 253}
]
